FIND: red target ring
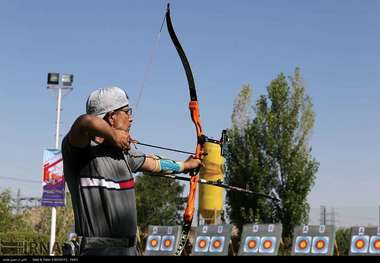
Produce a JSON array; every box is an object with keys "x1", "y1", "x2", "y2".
[
  {"x1": 298, "y1": 239, "x2": 308, "y2": 249},
  {"x1": 316, "y1": 240, "x2": 325, "y2": 249},
  {"x1": 355, "y1": 239, "x2": 366, "y2": 250},
  {"x1": 213, "y1": 240, "x2": 222, "y2": 249},
  {"x1": 163, "y1": 239, "x2": 172, "y2": 248},
  {"x1": 150, "y1": 239, "x2": 158, "y2": 248},
  {"x1": 374, "y1": 240, "x2": 380, "y2": 250},
  {"x1": 248, "y1": 240, "x2": 257, "y2": 249},
  {"x1": 263, "y1": 240, "x2": 273, "y2": 249},
  {"x1": 199, "y1": 239, "x2": 207, "y2": 249}
]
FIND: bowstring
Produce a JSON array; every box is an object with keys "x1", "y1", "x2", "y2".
[{"x1": 134, "y1": 10, "x2": 167, "y2": 115}]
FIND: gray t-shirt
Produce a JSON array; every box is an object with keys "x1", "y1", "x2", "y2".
[{"x1": 62, "y1": 135, "x2": 145, "y2": 238}]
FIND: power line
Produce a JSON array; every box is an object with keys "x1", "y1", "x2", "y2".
[{"x1": 0, "y1": 176, "x2": 40, "y2": 184}]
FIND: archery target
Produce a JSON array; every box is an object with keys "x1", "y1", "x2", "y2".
[
  {"x1": 194, "y1": 236, "x2": 210, "y2": 253},
  {"x1": 294, "y1": 236, "x2": 312, "y2": 254},
  {"x1": 160, "y1": 235, "x2": 175, "y2": 252},
  {"x1": 243, "y1": 236, "x2": 260, "y2": 253},
  {"x1": 369, "y1": 236, "x2": 380, "y2": 254},
  {"x1": 146, "y1": 235, "x2": 161, "y2": 251},
  {"x1": 259, "y1": 236, "x2": 276, "y2": 254},
  {"x1": 209, "y1": 236, "x2": 225, "y2": 253},
  {"x1": 350, "y1": 235, "x2": 369, "y2": 254},
  {"x1": 311, "y1": 236, "x2": 329, "y2": 254}
]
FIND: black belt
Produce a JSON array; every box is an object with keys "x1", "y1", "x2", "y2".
[{"x1": 80, "y1": 236, "x2": 136, "y2": 250}]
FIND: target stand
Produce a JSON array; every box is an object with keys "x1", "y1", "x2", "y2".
[
  {"x1": 144, "y1": 225, "x2": 182, "y2": 256},
  {"x1": 237, "y1": 223, "x2": 282, "y2": 256},
  {"x1": 191, "y1": 224, "x2": 232, "y2": 256},
  {"x1": 349, "y1": 226, "x2": 380, "y2": 256},
  {"x1": 291, "y1": 225, "x2": 336, "y2": 256}
]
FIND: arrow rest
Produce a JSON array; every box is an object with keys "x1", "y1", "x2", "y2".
[{"x1": 202, "y1": 129, "x2": 229, "y2": 158}]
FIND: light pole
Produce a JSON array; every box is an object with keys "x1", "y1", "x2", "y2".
[{"x1": 46, "y1": 72, "x2": 73, "y2": 256}]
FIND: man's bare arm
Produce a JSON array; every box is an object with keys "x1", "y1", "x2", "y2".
[
  {"x1": 68, "y1": 114, "x2": 130, "y2": 149},
  {"x1": 139, "y1": 155, "x2": 203, "y2": 174}
]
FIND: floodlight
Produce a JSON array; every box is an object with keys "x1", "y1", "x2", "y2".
[
  {"x1": 47, "y1": 73, "x2": 60, "y2": 85},
  {"x1": 62, "y1": 74, "x2": 74, "y2": 86}
]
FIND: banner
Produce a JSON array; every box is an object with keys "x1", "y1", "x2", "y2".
[{"x1": 41, "y1": 149, "x2": 65, "y2": 206}]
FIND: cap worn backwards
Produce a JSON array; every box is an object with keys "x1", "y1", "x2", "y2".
[{"x1": 86, "y1": 86, "x2": 129, "y2": 118}]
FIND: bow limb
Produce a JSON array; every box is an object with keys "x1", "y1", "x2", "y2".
[
  {"x1": 165, "y1": 4, "x2": 206, "y2": 255},
  {"x1": 166, "y1": 4, "x2": 205, "y2": 223},
  {"x1": 165, "y1": 4, "x2": 196, "y2": 100}
]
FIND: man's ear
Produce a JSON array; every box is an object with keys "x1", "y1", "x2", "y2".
[{"x1": 104, "y1": 112, "x2": 115, "y2": 126}]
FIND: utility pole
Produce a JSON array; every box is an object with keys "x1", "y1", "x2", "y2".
[
  {"x1": 330, "y1": 207, "x2": 336, "y2": 226},
  {"x1": 16, "y1": 188, "x2": 21, "y2": 215},
  {"x1": 320, "y1": 205, "x2": 326, "y2": 225},
  {"x1": 46, "y1": 73, "x2": 73, "y2": 256}
]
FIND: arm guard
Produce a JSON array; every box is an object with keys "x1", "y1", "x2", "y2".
[{"x1": 149, "y1": 155, "x2": 184, "y2": 174}]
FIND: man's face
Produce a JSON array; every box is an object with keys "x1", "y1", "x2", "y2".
[{"x1": 110, "y1": 106, "x2": 133, "y2": 132}]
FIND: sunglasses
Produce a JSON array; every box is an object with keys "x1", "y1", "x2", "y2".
[{"x1": 118, "y1": 107, "x2": 132, "y2": 116}]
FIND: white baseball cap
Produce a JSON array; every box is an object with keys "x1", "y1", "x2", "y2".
[{"x1": 86, "y1": 86, "x2": 129, "y2": 118}]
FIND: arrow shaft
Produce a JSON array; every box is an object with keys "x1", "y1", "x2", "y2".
[
  {"x1": 151, "y1": 174, "x2": 280, "y2": 202},
  {"x1": 135, "y1": 142, "x2": 196, "y2": 155}
]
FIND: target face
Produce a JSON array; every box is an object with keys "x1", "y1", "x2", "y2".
[
  {"x1": 209, "y1": 236, "x2": 225, "y2": 253},
  {"x1": 194, "y1": 236, "x2": 210, "y2": 252},
  {"x1": 350, "y1": 235, "x2": 369, "y2": 254},
  {"x1": 369, "y1": 236, "x2": 380, "y2": 254},
  {"x1": 243, "y1": 236, "x2": 260, "y2": 253},
  {"x1": 294, "y1": 236, "x2": 312, "y2": 254},
  {"x1": 146, "y1": 235, "x2": 161, "y2": 251},
  {"x1": 259, "y1": 237, "x2": 276, "y2": 254},
  {"x1": 160, "y1": 235, "x2": 175, "y2": 251},
  {"x1": 311, "y1": 236, "x2": 329, "y2": 254}
]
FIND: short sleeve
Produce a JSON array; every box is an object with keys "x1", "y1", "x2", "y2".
[
  {"x1": 61, "y1": 135, "x2": 92, "y2": 171},
  {"x1": 124, "y1": 148, "x2": 146, "y2": 173}
]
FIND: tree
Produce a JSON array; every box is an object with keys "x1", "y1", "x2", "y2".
[
  {"x1": 225, "y1": 68, "x2": 319, "y2": 244},
  {"x1": 0, "y1": 189, "x2": 13, "y2": 233},
  {"x1": 231, "y1": 84, "x2": 253, "y2": 134},
  {"x1": 33, "y1": 193, "x2": 75, "y2": 254},
  {"x1": 135, "y1": 173, "x2": 186, "y2": 253},
  {"x1": 135, "y1": 173, "x2": 185, "y2": 230},
  {"x1": 0, "y1": 189, "x2": 49, "y2": 256},
  {"x1": 0, "y1": 189, "x2": 74, "y2": 256},
  {"x1": 334, "y1": 228, "x2": 351, "y2": 256},
  {"x1": 0, "y1": 189, "x2": 32, "y2": 233}
]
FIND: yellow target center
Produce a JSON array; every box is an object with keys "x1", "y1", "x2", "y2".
[
  {"x1": 316, "y1": 240, "x2": 325, "y2": 249},
  {"x1": 374, "y1": 240, "x2": 380, "y2": 250},
  {"x1": 213, "y1": 240, "x2": 222, "y2": 249},
  {"x1": 199, "y1": 239, "x2": 207, "y2": 249},
  {"x1": 150, "y1": 239, "x2": 158, "y2": 247},
  {"x1": 299, "y1": 240, "x2": 308, "y2": 249},
  {"x1": 263, "y1": 240, "x2": 272, "y2": 249},
  {"x1": 164, "y1": 239, "x2": 172, "y2": 247},
  {"x1": 355, "y1": 240, "x2": 365, "y2": 249},
  {"x1": 248, "y1": 240, "x2": 257, "y2": 249}
]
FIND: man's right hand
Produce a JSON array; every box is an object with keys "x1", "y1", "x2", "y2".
[
  {"x1": 182, "y1": 156, "x2": 204, "y2": 173},
  {"x1": 110, "y1": 128, "x2": 132, "y2": 151},
  {"x1": 68, "y1": 115, "x2": 133, "y2": 149}
]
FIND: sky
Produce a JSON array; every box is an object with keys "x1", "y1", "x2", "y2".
[{"x1": 0, "y1": 0, "x2": 379, "y2": 226}]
